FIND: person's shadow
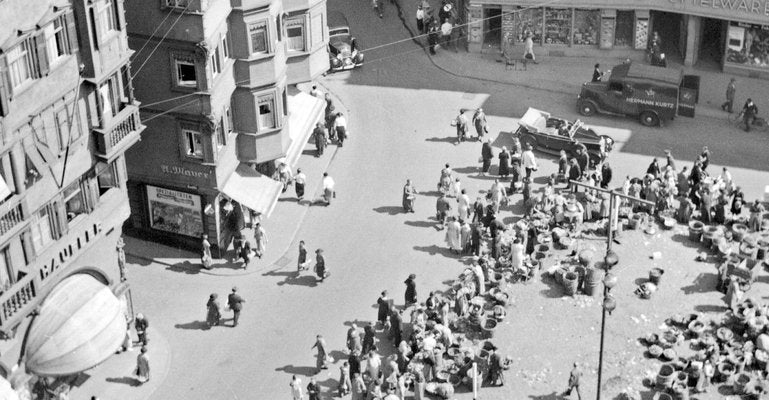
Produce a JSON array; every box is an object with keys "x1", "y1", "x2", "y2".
[
  {"x1": 275, "y1": 365, "x2": 317, "y2": 377},
  {"x1": 174, "y1": 321, "x2": 210, "y2": 330},
  {"x1": 105, "y1": 376, "x2": 142, "y2": 387}
]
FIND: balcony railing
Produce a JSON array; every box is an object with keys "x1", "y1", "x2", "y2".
[
  {"x1": 94, "y1": 102, "x2": 145, "y2": 160},
  {"x1": 0, "y1": 274, "x2": 38, "y2": 336},
  {"x1": 0, "y1": 202, "x2": 23, "y2": 238}
]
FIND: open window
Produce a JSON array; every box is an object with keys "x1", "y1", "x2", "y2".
[{"x1": 608, "y1": 81, "x2": 623, "y2": 93}]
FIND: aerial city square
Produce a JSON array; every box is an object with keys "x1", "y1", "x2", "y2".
[{"x1": 0, "y1": 0, "x2": 768, "y2": 399}]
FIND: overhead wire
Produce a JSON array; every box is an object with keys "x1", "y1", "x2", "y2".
[
  {"x1": 131, "y1": 2, "x2": 192, "y2": 80},
  {"x1": 141, "y1": 98, "x2": 200, "y2": 124}
]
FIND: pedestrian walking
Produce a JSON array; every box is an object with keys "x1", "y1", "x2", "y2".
[
  {"x1": 290, "y1": 375, "x2": 303, "y2": 400},
  {"x1": 135, "y1": 346, "x2": 150, "y2": 384},
  {"x1": 480, "y1": 139, "x2": 493, "y2": 176},
  {"x1": 293, "y1": 168, "x2": 306, "y2": 200},
  {"x1": 240, "y1": 240, "x2": 253, "y2": 269},
  {"x1": 484, "y1": 345, "x2": 505, "y2": 386},
  {"x1": 445, "y1": 216, "x2": 462, "y2": 254},
  {"x1": 227, "y1": 287, "x2": 245, "y2": 327},
  {"x1": 347, "y1": 324, "x2": 362, "y2": 355},
  {"x1": 351, "y1": 372, "x2": 366, "y2": 400},
  {"x1": 297, "y1": 240, "x2": 309, "y2": 272},
  {"x1": 498, "y1": 146, "x2": 511, "y2": 179},
  {"x1": 472, "y1": 108, "x2": 488, "y2": 140},
  {"x1": 362, "y1": 324, "x2": 377, "y2": 355},
  {"x1": 377, "y1": 291, "x2": 391, "y2": 326},
  {"x1": 524, "y1": 33, "x2": 536, "y2": 63},
  {"x1": 416, "y1": 5, "x2": 426, "y2": 34},
  {"x1": 457, "y1": 189, "x2": 470, "y2": 221},
  {"x1": 742, "y1": 98, "x2": 758, "y2": 132},
  {"x1": 335, "y1": 112, "x2": 348, "y2": 147},
  {"x1": 600, "y1": 162, "x2": 612, "y2": 189},
  {"x1": 206, "y1": 293, "x2": 221, "y2": 328},
  {"x1": 454, "y1": 109, "x2": 469, "y2": 143},
  {"x1": 435, "y1": 192, "x2": 452, "y2": 229},
  {"x1": 402, "y1": 179, "x2": 417, "y2": 213},
  {"x1": 441, "y1": 19, "x2": 453, "y2": 51},
  {"x1": 427, "y1": 21, "x2": 440, "y2": 54},
  {"x1": 699, "y1": 146, "x2": 711, "y2": 171},
  {"x1": 315, "y1": 249, "x2": 327, "y2": 282},
  {"x1": 116, "y1": 237, "x2": 127, "y2": 281},
  {"x1": 253, "y1": 222, "x2": 267, "y2": 258},
  {"x1": 322, "y1": 172, "x2": 335, "y2": 205},
  {"x1": 522, "y1": 144, "x2": 538, "y2": 182},
  {"x1": 338, "y1": 362, "x2": 352, "y2": 396},
  {"x1": 313, "y1": 122, "x2": 327, "y2": 157},
  {"x1": 310, "y1": 85, "x2": 324, "y2": 99},
  {"x1": 277, "y1": 162, "x2": 293, "y2": 192},
  {"x1": 591, "y1": 63, "x2": 603, "y2": 82},
  {"x1": 721, "y1": 78, "x2": 736, "y2": 113},
  {"x1": 312, "y1": 335, "x2": 330, "y2": 373},
  {"x1": 404, "y1": 273, "x2": 417, "y2": 306},
  {"x1": 201, "y1": 234, "x2": 213, "y2": 269},
  {"x1": 562, "y1": 362, "x2": 583, "y2": 399},
  {"x1": 307, "y1": 377, "x2": 321, "y2": 400},
  {"x1": 135, "y1": 313, "x2": 148, "y2": 345}
]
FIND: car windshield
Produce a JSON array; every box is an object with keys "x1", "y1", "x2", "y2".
[{"x1": 329, "y1": 28, "x2": 349, "y2": 36}]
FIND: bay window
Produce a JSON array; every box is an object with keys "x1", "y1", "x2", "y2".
[{"x1": 285, "y1": 17, "x2": 306, "y2": 52}]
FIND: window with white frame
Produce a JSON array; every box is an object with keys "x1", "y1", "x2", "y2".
[
  {"x1": 285, "y1": 17, "x2": 306, "y2": 52},
  {"x1": 7, "y1": 41, "x2": 33, "y2": 89},
  {"x1": 210, "y1": 46, "x2": 221, "y2": 76},
  {"x1": 164, "y1": 0, "x2": 189, "y2": 8},
  {"x1": 175, "y1": 57, "x2": 197, "y2": 88},
  {"x1": 55, "y1": 108, "x2": 70, "y2": 152},
  {"x1": 182, "y1": 126, "x2": 204, "y2": 158},
  {"x1": 257, "y1": 95, "x2": 275, "y2": 130},
  {"x1": 215, "y1": 118, "x2": 225, "y2": 149},
  {"x1": 30, "y1": 207, "x2": 54, "y2": 253},
  {"x1": 221, "y1": 35, "x2": 229, "y2": 59},
  {"x1": 96, "y1": 0, "x2": 119, "y2": 40},
  {"x1": 45, "y1": 16, "x2": 69, "y2": 64},
  {"x1": 248, "y1": 21, "x2": 269, "y2": 55},
  {"x1": 311, "y1": 14, "x2": 324, "y2": 46}
]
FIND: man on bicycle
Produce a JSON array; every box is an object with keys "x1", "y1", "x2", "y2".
[{"x1": 742, "y1": 98, "x2": 758, "y2": 132}]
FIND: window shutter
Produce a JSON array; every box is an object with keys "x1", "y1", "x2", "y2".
[
  {"x1": 115, "y1": 0, "x2": 126, "y2": 31},
  {"x1": 53, "y1": 199, "x2": 69, "y2": 237},
  {"x1": 35, "y1": 33, "x2": 49, "y2": 77},
  {"x1": 0, "y1": 62, "x2": 9, "y2": 116},
  {"x1": 66, "y1": 11, "x2": 79, "y2": 53}
]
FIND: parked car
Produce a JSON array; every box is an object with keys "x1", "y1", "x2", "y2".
[
  {"x1": 577, "y1": 62, "x2": 696, "y2": 126},
  {"x1": 327, "y1": 11, "x2": 363, "y2": 72},
  {"x1": 515, "y1": 107, "x2": 614, "y2": 165}
]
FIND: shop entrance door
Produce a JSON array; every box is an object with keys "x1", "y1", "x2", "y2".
[
  {"x1": 650, "y1": 11, "x2": 683, "y2": 63},
  {"x1": 483, "y1": 7, "x2": 502, "y2": 51},
  {"x1": 698, "y1": 18, "x2": 724, "y2": 70}
]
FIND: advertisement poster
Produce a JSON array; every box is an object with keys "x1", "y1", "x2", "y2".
[{"x1": 146, "y1": 185, "x2": 204, "y2": 237}]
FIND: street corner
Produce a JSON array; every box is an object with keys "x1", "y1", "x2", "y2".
[{"x1": 69, "y1": 327, "x2": 171, "y2": 400}]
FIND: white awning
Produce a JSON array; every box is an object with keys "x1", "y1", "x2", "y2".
[
  {"x1": 284, "y1": 91, "x2": 325, "y2": 167},
  {"x1": 221, "y1": 164, "x2": 283, "y2": 218}
]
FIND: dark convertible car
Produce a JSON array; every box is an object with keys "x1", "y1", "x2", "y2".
[
  {"x1": 514, "y1": 108, "x2": 614, "y2": 164},
  {"x1": 328, "y1": 12, "x2": 363, "y2": 71}
]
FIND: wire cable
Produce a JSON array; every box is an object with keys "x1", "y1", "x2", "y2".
[
  {"x1": 131, "y1": 2, "x2": 192, "y2": 80},
  {"x1": 141, "y1": 98, "x2": 200, "y2": 124}
]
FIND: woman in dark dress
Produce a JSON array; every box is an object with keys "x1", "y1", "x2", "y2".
[
  {"x1": 404, "y1": 274, "x2": 417, "y2": 306},
  {"x1": 498, "y1": 147, "x2": 511, "y2": 179},
  {"x1": 731, "y1": 187, "x2": 744, "y2": 218},
  {"x1": 206, "y1": 293, "x2": 221, "y2": 327},
  {"x1": 315, "y1": 249, "x2": 326, "y2": 282},
  {"x1": 480, "y1": 140, "x2": 494, "y2": 176}
]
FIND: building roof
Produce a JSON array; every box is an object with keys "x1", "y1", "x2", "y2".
[
  {"x1": 0, "y1": 0, "x2": 65, "y2": 50},
  {"x1": 609, "y1": 63, "x2": 683, "y2": 87}
]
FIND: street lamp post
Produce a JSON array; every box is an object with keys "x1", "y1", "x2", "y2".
[{"x1": 568, "y1": 181, "x2": 654, "y2": 400}]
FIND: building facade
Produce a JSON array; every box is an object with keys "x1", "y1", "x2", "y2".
[
  {"x1": 0, "y1": 0, "x2": 142, "y2": 395},
  {"x1": 125, "y1": 0, "x2": 327, "y2": 252},
  {"x1": 467, "y1": 0, "x2": 769, "y2": 78}
]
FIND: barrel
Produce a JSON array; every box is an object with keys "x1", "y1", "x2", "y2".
[
  {"x1": 734, "y1": 373, "x2": 752, "y2": 394},
  {"x1": 656, "y1": 393, "x2": 673, "y2": 400},
  {"x1": 584, "y1": 267, "x2": 605, "y2": 297},
  {"x1": 563, "y1": 272, "x2": 579, "y2": 296},
  {"x1": 732, "y1": 223, "x2": 749, "y2": 242},
  {"x1": 703, "y1": 226, "x2": 722, "y2": 247},
  {"x1": 649, "y1": 268, "x2": 665, "y2": 285},
  {"x1": 629, "y1": 213, "x2": 643, "y2": 230},
  {"x1": 717, "y1": 362, "x2": 736, "y2": 384},
  {"x1": 688, "y1": 221, "x2": 704, "y2": 242},
  {"x1": 656, "y1": 363, "x2": 676, "y2": 389},
  {"x1": 757, "y1": 237, "x2": 769, "y2": 261},
  {"x1": 740, "y1": 242, "x2": 758, "y2": 260}
]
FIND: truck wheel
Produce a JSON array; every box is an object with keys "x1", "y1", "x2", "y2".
[
  {"x1": 640, "y1": 111, "x2": 660, "y2": 127},
  {"x1": 578, "y1": 101, "x2": 596, "y2": 116}
]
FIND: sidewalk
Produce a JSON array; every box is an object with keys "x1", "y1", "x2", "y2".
[
  {"x1": 123, "y1": 82, "x2": 347, "y2": 278},
  {"x1": 68, "y1": 327, "x2": 171, "y2": 400}
]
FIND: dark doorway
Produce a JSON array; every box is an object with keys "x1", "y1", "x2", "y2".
[
  {"x1": 697, "y1": 18, "x2": 724, "y2": 70},
  {"x1": 483, "y1": 7, "x2": 502, "y2": 51},
  {"x1": 650, "y1": 11, "x2": 683, "y2": 63}
]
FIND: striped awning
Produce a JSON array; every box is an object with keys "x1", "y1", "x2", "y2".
[{"x1": 25, "y1": 274, "x2": 126, "y2": 377}]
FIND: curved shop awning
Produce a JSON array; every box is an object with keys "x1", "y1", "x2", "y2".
[
  {"x1": 222, "y1": 163, "x2": 283, "y2": 218},
  {"x1": 25, "y1": 274, "x2": 126, "y2": 377}
]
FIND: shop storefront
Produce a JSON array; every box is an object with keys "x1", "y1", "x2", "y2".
[{"x1": 466, "y1": 0, "x2": 769, "y2": 78}]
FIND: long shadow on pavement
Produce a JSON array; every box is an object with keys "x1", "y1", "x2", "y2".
[
  {"x1": 372, "y1": 206, "x2": 403, "y2": 215},
  {"x1": 425, "y1": 136, "x2": 457, "y2": 144},
  {"x1": 404, "y1": 220, "x2": 438, "y2": 229},
  {"x1": 262, "y1": 270, "x2": 319, "y2": 287},
  {"x1": 413, "y1": 245, "x2": 457, "y2": 258},
  {"x1": 174, "y1": 321, "x2": 210, "y2": 330},
  {"x1": 105, "y1": 376, "x2": 141, "y2": 387},
  {"x1": 275, "y1": 365, "x2": 317, "y2": 377},
  {"x1": 527, "y1": 392, "x2": 560, "y2": 400}
]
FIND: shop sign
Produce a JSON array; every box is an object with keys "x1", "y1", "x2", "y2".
[
  {"x1": 668, "y1": 0, "x2": 769, "y2": 17},
  {"x1": 39, "y1": 223, "x2": 104, "y2": 282},
  {"x1": 160, "y1": 164, "x2": 210, "y2": 179},
  {"x1": 146, "y1": 185, "x2": 204, "y2": 238}
]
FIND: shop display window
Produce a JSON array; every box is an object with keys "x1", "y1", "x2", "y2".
[
  {"x1": 545, "y1": 8, "x2": 571, "y2": 45},
  {"x1": 573, "y1": 9, "x2": 599, "y2": 46},
  {"x1": 726, "y1": 23, "x2": 769, "y2": 70},
  {"x1": 514, "y1": 7, "x2": 542, "y2": 43},
  {"x1": 614, "y1": 11, "x2": 634, "y2": 47}
]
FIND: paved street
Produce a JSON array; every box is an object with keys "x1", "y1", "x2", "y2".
[{"x1": 82, "y1": 0, "x2": 769, "y2": 399}]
